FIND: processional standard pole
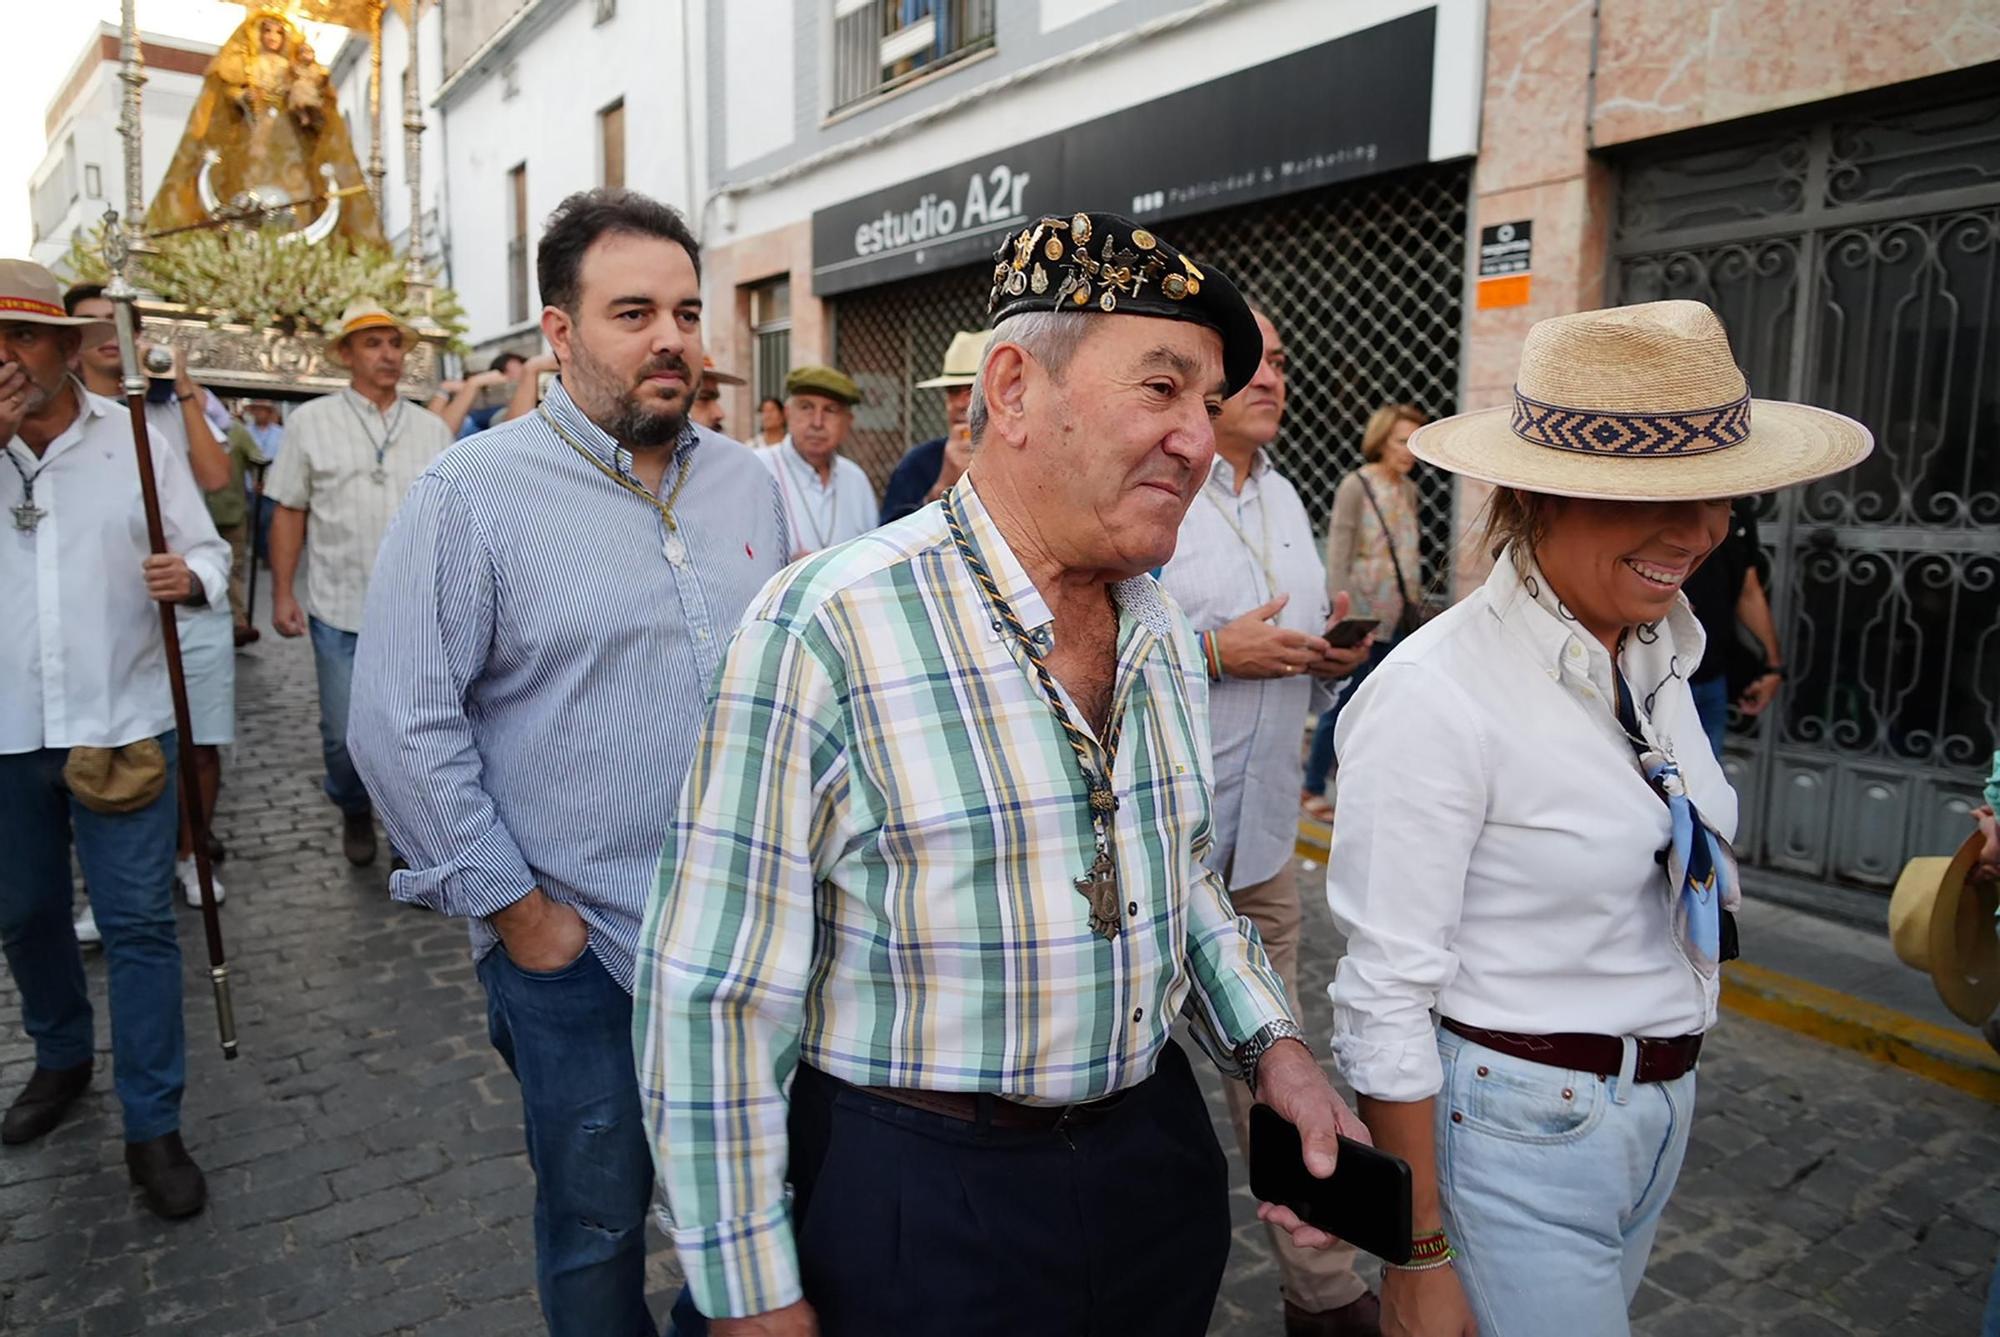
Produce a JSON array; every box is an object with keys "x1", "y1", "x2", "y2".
[{"x1": 114, "y1": 0, "x2": 238, "y2": 1060}]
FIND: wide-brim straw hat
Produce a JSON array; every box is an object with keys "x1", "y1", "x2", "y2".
[
  {"x1": 326, "y1": 303, "x2": 417, "y2": 362},
  {"x1": 701, "y1": 354, "x2": 746, "y2": 387},
  {"x1": 0, "y1": 259, "x2": 114, "y2": 343},
  {"x1": 1410, "y1": 300, "x2": 1873, "y2": 501},
  {"x1": 1889, "y1": 832, "x2": 1999, "y2": 1025},
  {"x1": 916, "y1": 330, "x2": 988, "y2": 388}
]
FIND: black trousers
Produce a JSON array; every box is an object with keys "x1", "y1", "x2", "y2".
[{"x1": 789, "y1": 1040, "x2": 1230, "y2": 1337}]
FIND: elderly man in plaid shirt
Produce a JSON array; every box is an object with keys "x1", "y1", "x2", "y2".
[{"x1": 638, "y1": 213, "x2": 1366, "y2": 1337}]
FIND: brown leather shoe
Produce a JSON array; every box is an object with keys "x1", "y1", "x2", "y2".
[
  {"x1": 2, "y1": 1062, "x2": 93, "y2": 1145},
  {"x1": 125, "y1": 1131, "x2": 207, "y2": 1219},
  {"x1": 1285, "y1": 1293, "x2": 1383, "y2": 1337},
  {"x1": 341, "y1": 811, "x2": 378, "y2": 867}
]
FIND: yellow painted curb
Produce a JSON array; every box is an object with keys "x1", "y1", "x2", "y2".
[
  {"x1": 1720, "y1": 961, "x2": 2000, "y2": 1105},
  {"x1": 1293, "y1": 816, "x2": 2000, "y2": 1105}
]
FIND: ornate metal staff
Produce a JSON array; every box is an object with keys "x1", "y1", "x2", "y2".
[{"x1": 104, "y1": 212, "x2": 240, "y2": 1061}]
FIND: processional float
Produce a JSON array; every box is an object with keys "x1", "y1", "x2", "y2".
[{"x1": 95, "y1": 0, "x2": 461, "y2": 1055}]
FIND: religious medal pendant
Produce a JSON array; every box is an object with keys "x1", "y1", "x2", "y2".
[
  {"x1": 1075, "y1": 846, "x2": 1121, "y2": 942},
  {"x1": 370, "y1": 465, "x2": 388, "y2": 484},
  {"x1": 11, "y1": 501, "x2": 44, "y2": 533},
  {"x1": 661, "y1": 531, "x2": 687, "y2": 567}
]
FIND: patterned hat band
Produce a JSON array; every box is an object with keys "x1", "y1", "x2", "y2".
[{"x1": 1511, "y1": 387, "x2": 1753, "y2": 458}]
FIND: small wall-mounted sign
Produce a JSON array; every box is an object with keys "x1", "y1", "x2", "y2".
[{"x1": 1475, "y1": 220, "x2": 1533, "y2": 309}]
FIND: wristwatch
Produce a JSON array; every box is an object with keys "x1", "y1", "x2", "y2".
[
  {"x1": 1235, "y1": 1019, "x2": 1309, "y2": 1097},
  {"x1": 1762, "y1": 663, "x2": 1786, "y2": 681}
]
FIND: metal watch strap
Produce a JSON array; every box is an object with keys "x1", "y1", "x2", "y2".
[{"x1": 1236, "y1": 1019, "x2": 1309, "y2": 1095}]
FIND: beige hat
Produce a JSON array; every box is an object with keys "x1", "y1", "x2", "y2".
[
  {"x1": 1889, "y1": 832, "x2": 1999, "y2": 1025},
  {"x1": 1409, "y1": 301, "x2": 1873, "y2": 502},
  {"x1": 915, "y1": 330, "x2": 988, "y2": 389},
  {"x1": 326, "y1": 303, "x2": 417, "y2": 361},
  {"x1": 0, "y1": 259, "x2": 114, "y2": 342},
  {"x1": 701, "y1": 354, "x2": 747, "y2": 387}
]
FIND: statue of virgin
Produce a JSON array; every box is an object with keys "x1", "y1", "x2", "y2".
[{"x1": 145, "y1": 9, "x2": 384, "y2": 246}]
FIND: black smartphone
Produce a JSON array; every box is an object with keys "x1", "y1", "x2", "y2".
[
  {"x1": 1249, "y1": 1103, "x2": 1413, "y2": 1264},
  {"x1": 1325, "y1": 616, "x2": 1380, "y2": 650}
]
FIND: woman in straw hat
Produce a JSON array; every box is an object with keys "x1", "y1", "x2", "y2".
[{"x1": 1304, "y1": 301, "x2": 1870, "y2": 1335}]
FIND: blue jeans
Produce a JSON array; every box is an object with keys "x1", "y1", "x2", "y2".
[
  {"x1": 1303, "y1": 640, "x2": 1393, "y2": 797},
  {"x1": 1690, "y1": 676, "x2": 1730, "y2": 760},
  {"x1": 0, "y1": 734, "x2": 186, "y2": 1141},
  {"x1": 477, "y1": 945, "x2": 658, "y2": 1337},
  {"x1": 308, "y1": 616, "x2": 373, "y2": 816},
  {"x1": 1435, "y1": 1026, "x2": 1694, "y2": 1336}
]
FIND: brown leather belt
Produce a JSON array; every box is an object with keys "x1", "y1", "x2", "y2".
[
  {"x1": 860, "y1": 1081, "x2": 1130, "y2": 1132},
  {"x1": 1442, "y1": 1019, "x2": 1703, "y2": 1084}
]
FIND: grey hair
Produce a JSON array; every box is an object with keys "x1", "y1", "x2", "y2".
[{"x1": 966, "y1": 310, "x2": 1095, "y2": 444}]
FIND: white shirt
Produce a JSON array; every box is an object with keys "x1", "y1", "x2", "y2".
[
  {"x1": 264, "y1": 388, "x2": 454, "y2": 632},
  {"x1": 1326, "y1": 551, "x2": 1738, "y2": 1103},
  {"x1": 1159, "y1": 450, "x2": 1334, "y2": 889},
  {"x1": 0, "y1": 383, "x2": 230, "y2": 753},
  {"x1": 757, "y1": 437, "x2": 878, "y2": 556}
]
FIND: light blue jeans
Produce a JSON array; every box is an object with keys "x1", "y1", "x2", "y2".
[
  {"x1": 1435, "y1": 1026, "x2": 1696, "y2": 1336},
  {"x1": 308, "y1": 616, "x2": 373, "y2": 817}
]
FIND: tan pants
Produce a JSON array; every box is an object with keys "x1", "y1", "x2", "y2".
[
  {"x1": 1221, "y1": 865, "x2": 1368, "y2": 1313},
  {"x1": 217, "y1": 521, "x2": 250, "y2": 627}
]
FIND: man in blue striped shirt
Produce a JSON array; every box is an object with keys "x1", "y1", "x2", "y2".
[{"x1": 349, "y1": 190, "x2": 786, "y2": 1337}]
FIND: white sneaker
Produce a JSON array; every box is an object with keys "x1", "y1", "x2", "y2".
[
  {"x1": 177, "y1": 858, "x2": 225, "y2": 907},
  {"x1": 74, "y1": 906, "x2": 101, "y2": 946}
]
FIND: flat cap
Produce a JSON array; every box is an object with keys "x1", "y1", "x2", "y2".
[
  {"x1": 783, "y1": 364, "x2": 861, "y2": 406},
  {"x1": 986, "y1": 211, "x2": 1261, "y2": 395}
]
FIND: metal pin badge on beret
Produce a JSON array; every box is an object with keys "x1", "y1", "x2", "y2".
[
  {"x1": 986, "y1": 211, "x2": 1263, "y2": 396},
  {"x1": 1408, "y1": 300, "x2": 1873, "y2": 501}
]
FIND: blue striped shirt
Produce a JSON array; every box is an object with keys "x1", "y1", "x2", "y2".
[{"x1": 348, "y1": 377, "x2": 789, "y2": 990}]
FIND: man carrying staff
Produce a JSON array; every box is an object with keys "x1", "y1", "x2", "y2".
[
  {"x1": 265, "y1": 303, "x2": 454, "y2": 868},
  {"x1": 67, "y1": 284, "x2": 241, "y2": 905},
  {"x1": 639, "y1": 213, "x2": 1364, "y2": 1337},
  {"x1": 350, "y1": 189, "x2": 785, "y2": 1336},
  {"x1": 0, "y1": 260, "x2": 226, "y2": 1218}
]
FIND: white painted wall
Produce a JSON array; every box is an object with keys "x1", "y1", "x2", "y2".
[
  {"x1": 716, "y1": 0, "x2": 1483, "y2": 246},
  {"x1": 722, "y1": 0, "x2": 795, "y2": 170},
  {"x1": 29, "y1": 56, "x2": 208, "y2": 270},
  {"x1": 439, "y1": 0, "x2": 707, "y2": 348}
]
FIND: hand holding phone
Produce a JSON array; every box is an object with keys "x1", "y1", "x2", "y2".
[
  {"x1": 1250, "y1": 1103, "x2": 1414, "y2": 1262},
  {"x1": 1324, "y1": 616, "x2": 1379, "y2": 650}
]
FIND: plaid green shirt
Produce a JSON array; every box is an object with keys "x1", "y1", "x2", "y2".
[{"x1": 635, "y1": 479, "x2": 1292, "y2": 1319}]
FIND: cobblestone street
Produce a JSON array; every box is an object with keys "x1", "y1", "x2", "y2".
[{"x1": 0, "y1": 619, "x2": 1994, "y2": 1335}]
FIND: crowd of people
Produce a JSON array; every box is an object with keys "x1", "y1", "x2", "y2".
[{"x1": 0, "y1": 185, "x2": 1883, "y2": 1337}]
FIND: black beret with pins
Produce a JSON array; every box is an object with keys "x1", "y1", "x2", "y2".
[{"x1": 985, "y1": 211, "x2": 1263, "y2": 396}]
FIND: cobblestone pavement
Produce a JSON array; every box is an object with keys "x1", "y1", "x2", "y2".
[{"x1": 1, "y1": 616, "x2": 1994, "y2": 1335}]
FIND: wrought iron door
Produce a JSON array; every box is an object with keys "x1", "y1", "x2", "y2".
[
  {"x1": 833, "y1": 163, "x2": 1471, "y2": 583},
  {"x1": 1613, "y1": 82, "x2": 2000, "y2": 890}
]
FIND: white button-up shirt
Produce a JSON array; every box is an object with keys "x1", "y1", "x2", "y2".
[
  {"x1": 264, "y1": 388, "x2": 454, "y2": 632},
  {"x1": 757, "y1": 437, "x2": 878, "y2": 557},
  {"x1": 1159, "y1": 450, "x2": 1334, "y2": 889},
  {"x1": 1326, "y1": 552, "x2": 1737, "y2": 1103},
  {"x1": 0, "y1": 383, "x2": 229, "y2": 754}
]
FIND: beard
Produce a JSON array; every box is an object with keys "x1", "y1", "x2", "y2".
[{"x1": 566, "y1": 333, "x2": 689, "y2": 449}]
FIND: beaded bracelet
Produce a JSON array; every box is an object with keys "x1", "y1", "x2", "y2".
[
  {"x1": 1406, "y1": 1229, "x2": 1451, "y2": 1261},
  {"x1": 1386, "y1": 1248, "x2": 1456, "y2": 1273}
]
